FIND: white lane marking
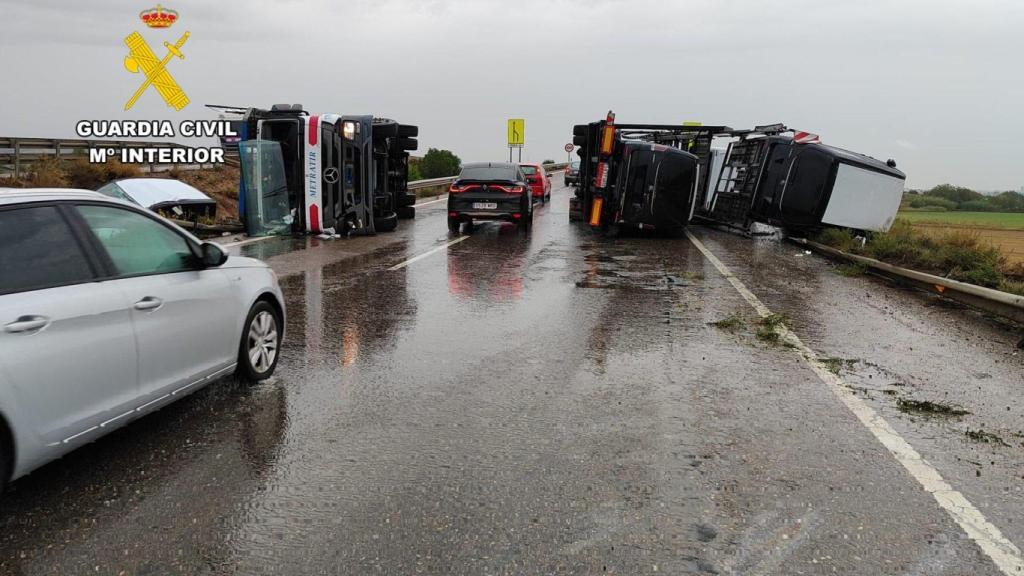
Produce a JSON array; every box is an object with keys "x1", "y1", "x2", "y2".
[
  {"x1": 685, "y1": 230, "x2": 1024, "y2": 575},
  {"x1": 222, "y1": 235, "x2": 276, "y2": 248},
  {"x1": 387, "y1": 236, "x2": 470, "y2": 271},
  {"x1": 416, "y1": 195, "x2": 449, "y2": 207}
]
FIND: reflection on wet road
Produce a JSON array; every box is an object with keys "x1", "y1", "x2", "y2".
[{"x1": 1, "y1": 184, "x2": 1022, "y2": 575}]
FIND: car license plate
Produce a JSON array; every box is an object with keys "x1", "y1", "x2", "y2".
[{"x1": 472, "y1": 202, "x2": 498, "y2": 210}]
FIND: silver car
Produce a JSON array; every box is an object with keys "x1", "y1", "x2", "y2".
[{"x1": 0, "y1": 189, "x2": 285, "y2": 490}]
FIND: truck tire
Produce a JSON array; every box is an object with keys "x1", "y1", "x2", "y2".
[
  {"x1": 373, "y1": 118, "x2": 399, "y2": 139},
  {"x1": 398, "y1": 205, "x2": 416, "y2": 219},
  {"x1": 398, "y1": 124, "x2": 418, "y2": 138},
  {"x1": 397, "y1": 138, "x2": 418, "y2": 151},
  {"x1": 374, "y1": 211, "x2": 398, "y2": 232}
]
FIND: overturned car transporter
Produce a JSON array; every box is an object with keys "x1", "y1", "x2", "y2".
[{"x1": 570, "y1": 112, "x2": 906, "y2": 236}]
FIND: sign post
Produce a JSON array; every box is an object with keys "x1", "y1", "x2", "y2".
[
  {"x1": 507, "y1": 118, "x2": 524, "y2": 163},
  {"x1": 565, "y1": 142, "x2": 573, "y2": 164}
]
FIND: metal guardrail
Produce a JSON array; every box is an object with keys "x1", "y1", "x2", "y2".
[
  {"x1": 407, "y1": 163, "x2": 568, "y2": 191},
  {"x1": 792, "y1": 237, "x2": 1024, "y2": 324},
  {"x1": 0, "y1": 137, "x2": 238, "y2": 178}
]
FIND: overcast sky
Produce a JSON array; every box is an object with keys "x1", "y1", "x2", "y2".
[{"x1": 2, "y1": 0, "x2": 1022, "y2": 190}]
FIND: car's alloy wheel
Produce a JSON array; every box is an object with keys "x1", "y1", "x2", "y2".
[
  {"x1": 248, "y1": 311, "x2": 278, "y2": 373},
  {"x1": 239, "y1": 302, "x2": 281, "y2": 381}
]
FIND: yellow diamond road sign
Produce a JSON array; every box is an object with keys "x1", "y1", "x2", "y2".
[{"x1": 508, "y1": 119, "x2": 524, "y2": 147}]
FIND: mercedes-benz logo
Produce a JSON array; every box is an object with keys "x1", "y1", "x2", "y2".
[{"x1": 323, "y1": 167, "x2": 340, "y2": 184}]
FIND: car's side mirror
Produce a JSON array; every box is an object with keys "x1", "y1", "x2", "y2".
[{"x1": 201, "y1": 242, "x2": 228, "y2": 267}]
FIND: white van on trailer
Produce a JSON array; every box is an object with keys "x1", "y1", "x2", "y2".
[{"x1": 704, "y1": 130, "x2": 905, "y2": 233}]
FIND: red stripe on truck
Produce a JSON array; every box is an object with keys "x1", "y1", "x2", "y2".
[
  {"x1": 308, "y1": 115, "x2": 319, "y2": 145},
  {"x1": 309, "y1": 205, "x2": 320, "y2": 233}
]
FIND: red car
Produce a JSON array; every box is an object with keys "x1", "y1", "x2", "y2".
[{"x1": 519, "y1": 163, "x2": 551, "y2": 203}]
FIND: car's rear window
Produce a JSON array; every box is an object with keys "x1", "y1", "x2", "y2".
[
  {"x1": 459, "y1": 166, "x2": 517, "y2": 181},
  {"x1": 520, "y1": 166, "x2": 538, "y2": 175},
  {"x1": 570, "y1": 161, "x2": 580, "y2": 169}
]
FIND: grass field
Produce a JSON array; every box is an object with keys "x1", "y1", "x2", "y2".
[
  {"x1": 896, "y1": 211, "x2": 1024, "y2": 265},
  {"x1": 897, "y1": 211, "x2": 1024, "y2": 230}
]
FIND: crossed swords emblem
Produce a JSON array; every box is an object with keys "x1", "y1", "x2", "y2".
[{"x1": 123, "y1": 31, "x2": 190, "y2": 111}]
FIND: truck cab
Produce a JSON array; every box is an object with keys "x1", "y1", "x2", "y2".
[{"x1": 235, "y1": 105, "x2": 418, "y2": 236}]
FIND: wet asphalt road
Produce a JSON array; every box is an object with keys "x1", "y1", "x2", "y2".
[{"x1": 1, "y1": 182, "x2": 1023, "y2": 575}]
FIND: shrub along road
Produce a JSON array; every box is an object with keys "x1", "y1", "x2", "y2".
[{"x1": 1, "y1": 183, "x2": 1022, "y2": 575}]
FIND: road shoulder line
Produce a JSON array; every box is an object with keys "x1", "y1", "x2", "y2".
[{"x1": 685, "y1": 230, "x2": 1024, "y2": 575}]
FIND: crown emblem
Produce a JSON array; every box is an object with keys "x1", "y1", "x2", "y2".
[{"x1": 139, "y1": 4, "x2": 178, "y2": 28}]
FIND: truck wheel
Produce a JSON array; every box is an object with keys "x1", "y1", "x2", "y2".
[
  {"x1": 374, "y1": 211, "x2": 399, "y2": 232},
  {"x1": 372, "y1": 118, "x2": 399, "y2": 139},
  {"x1": 398, "y1": 205, "x2": 416, "y2": 219},
  {"x1": 238, "y1": 301, "x2": 282, "y2": 382},
  {"x1": 397, "y1": 137, "x2": 418, "y2": 151},
  {"x1": 448, "y1": 217, "x2": 461, "y2": 234},
  {"x1": 398, "y1": 124, "x2": 418, "y2": 137}
]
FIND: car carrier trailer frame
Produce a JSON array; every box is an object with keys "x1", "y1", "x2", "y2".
[
  {"x1": 569, "y1": 111, "x2": 731, "y2": 234},
  {"x1": 571, "y1": 111, "x2": 906, "y2": 236}
]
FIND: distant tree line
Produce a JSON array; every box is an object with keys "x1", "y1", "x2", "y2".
[{"x1": 902, "y1": 184, "x2": 1024, "y2": 213}]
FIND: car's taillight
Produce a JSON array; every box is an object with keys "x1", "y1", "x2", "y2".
[
  {"x1": 510, "y1": 185, "x2": 525, "y2": 194},
  {"x1": 450, "y1": 183, "x2": 478, "y2": 194},
  {"x1": 564, "y1": 167, "x2": 570, "y2": 174}
]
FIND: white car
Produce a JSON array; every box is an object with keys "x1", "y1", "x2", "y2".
[{"x1": 0, "y1": 189, "x2": 285, "y2": 490}]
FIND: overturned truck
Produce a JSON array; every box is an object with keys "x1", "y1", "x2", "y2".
[
  {"x1": 569, "y1": 112, "x2": 730, "y2": 234},
  {"x1": 570, "y1": 112, "x2": 906, "y2": 235},
  {"x1": 224, "y1": 104, "x2": 418, "y2": 236}
]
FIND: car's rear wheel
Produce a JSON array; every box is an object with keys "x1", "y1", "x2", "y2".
[
  {"x1": 448, "y1": 217, "x2": 461, "y2": 233},
  {"x1": 238, "y1": 301, "x2": 281, "y2": 381},
  {"x1": 398, "y1": 205, "x2": 416, "y2": 219}
]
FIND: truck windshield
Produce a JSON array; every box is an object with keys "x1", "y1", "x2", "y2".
[{"x1": 239, "y1": 140, "x2": 293, "y2": 236}]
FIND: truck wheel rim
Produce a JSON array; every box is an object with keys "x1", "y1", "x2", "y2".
[{"x1": 248, "y1": 311, "x2": 278, "y2": 373}]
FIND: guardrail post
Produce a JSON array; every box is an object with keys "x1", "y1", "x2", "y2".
[
  {"x1": 54, "y1": 139, "x2": 62, "y2": 164},
  {"x1": 13, "y1": 139, "x2": 20, "y2": 179}
]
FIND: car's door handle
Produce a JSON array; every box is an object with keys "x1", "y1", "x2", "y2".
[
  {"x1": 3, "y1": 315, "x2": 51, "y2": 334},
  {"x1": 133, "y1": 297, "x2": 164, "y2": 312}
]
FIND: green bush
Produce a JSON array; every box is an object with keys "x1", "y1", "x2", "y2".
[
  {"x1": 420, "y1": 148, "x2": 461, "y2": 179},
  {"x1": 959, "y1": 200, "x2": 993, "y2": 212},
  {"x1": 927, "y1": 183, "x2": 984, "y2": 205},
  {"x1": 407, "y1": 163, "x2": 423, "y2": 182},
  {"x1": 818, "y1": 221, "x2": 1018, "y2": 292},
  {"x1": 907, "y1": 196, "x2": 957, "y2": 210}
]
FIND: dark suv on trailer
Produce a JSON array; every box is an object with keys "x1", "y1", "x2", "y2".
[{"x1": 447, "y1": 162, "x2": 533, "y2": 233}]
